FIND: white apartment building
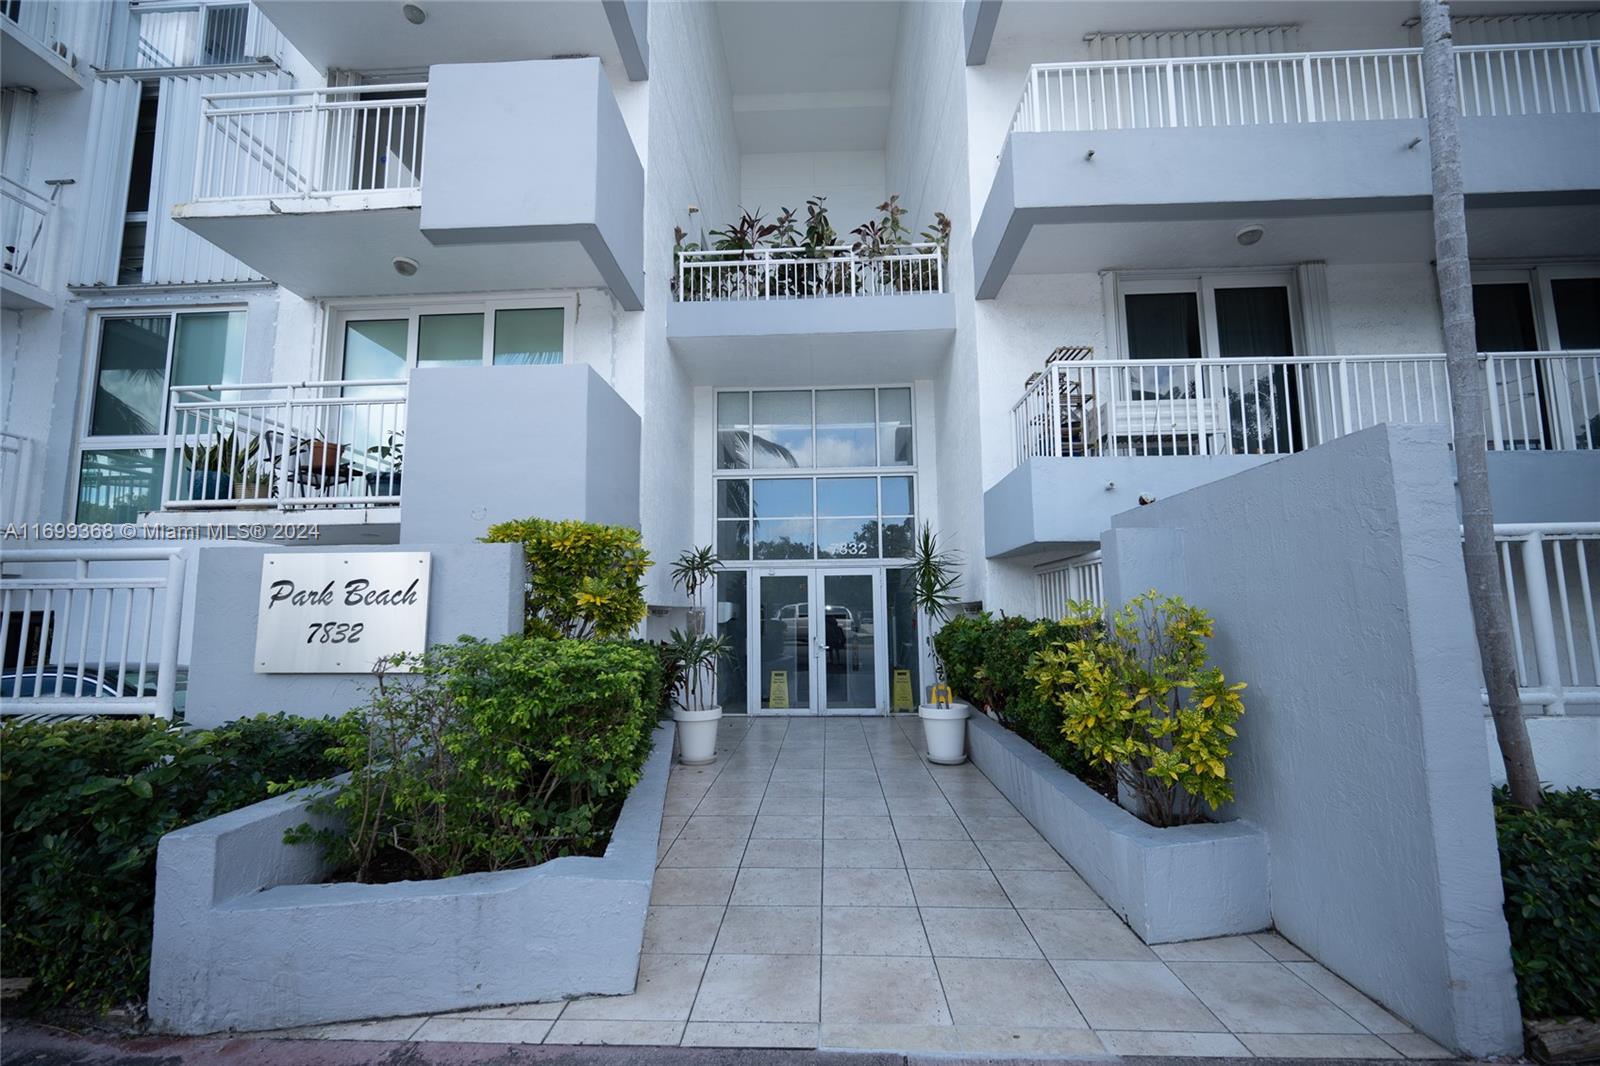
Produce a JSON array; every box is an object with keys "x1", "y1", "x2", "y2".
[{"x1": 2, "y1": 0, "x2": 1596, "y2": 721}]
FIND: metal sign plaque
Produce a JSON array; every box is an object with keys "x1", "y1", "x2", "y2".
[{"x1": 254, "y1": 552, "x2": 431, "y2": 674}]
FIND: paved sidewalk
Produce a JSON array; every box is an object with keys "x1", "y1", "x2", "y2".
[{"x1": 259, "y1": 716, "x2": 1452, "y2": 1058}]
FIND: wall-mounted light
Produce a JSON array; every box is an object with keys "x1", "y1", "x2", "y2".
[
  {"x1": 1084, "y1": 149, "x2": 1096, "y2": 161},
  {"x1": 392, "y1": 256, "x2": 419, "y2": 276},
  {"x1": 1235, "y1": 224, "x2": 1266, "y2": 247},
  {"x1": 402, "y1": 4, "x2": 426, "y2": 26}
]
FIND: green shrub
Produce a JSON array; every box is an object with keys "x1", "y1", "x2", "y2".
[
  {"x1": 482, "y1": 517, "x2": 651, "y2": 640},
  {"x1": 0, "y1": 714, "x2": 342, "y2": 1011},
  {"x1": 293, "y1": 635, "x2": 659, "y2": 883},
  {"x1": 1030, "y1": 592, "x2": 1244, "y2": 827},
  {"x1": 1495, "y1": 786, "x2": 1600, "y2": 1020}
]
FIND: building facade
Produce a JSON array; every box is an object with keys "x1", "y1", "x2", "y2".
[{"x1": 2, "y1": 0, "x2": 1597, "y2": 722}]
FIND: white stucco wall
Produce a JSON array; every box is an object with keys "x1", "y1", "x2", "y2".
[{"x1": 739, "y1": 150, "x2": 885, "y2": 237}]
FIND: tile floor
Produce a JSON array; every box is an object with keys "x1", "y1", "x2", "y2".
[{"x1": 264, "y1": 716, "x2": 1452, "y2": 1058}]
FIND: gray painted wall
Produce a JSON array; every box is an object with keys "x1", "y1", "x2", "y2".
[
  {"x1": 1486, "y1": 452, "x2": 1600, "y2": 523},
  {"x1": 420, "y1": 58, "x2": 645, "y2": 309},
  {"x1": 1101, "y1": 423, "x2": 1521, "y2": 1057},
  {"x1": 400, "y1": 364, "x2": 641, "y2": 544},
  {"x1": 183, "y1": 542, "x2": 523, "y2": 727}
]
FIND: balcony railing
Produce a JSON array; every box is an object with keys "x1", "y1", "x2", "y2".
[
  {"x1": 163, "y1": 380, "x2": 406, "y2": 511},
  {"x1": 1012, "y1": 40, "x2": 1600, "y2": 133},
  {"x1": 130, "y1": 2, "x2": 266, "y2": 69},
  {"x1": 1011, "y1": 351, "x2": 1600, "y2": 464},
  {"x1": 676, "y1": 244, "x2": 945, "y2": 302},
  {"x1": 1497, "y1": 524, "x2": 1600, "y2": 715},
  {"x1": 1, "y1": 176, "x2": 52, "y2": 289},
  {"x1": 193, "y1": 84, "x2": 426, "y2": 201}
]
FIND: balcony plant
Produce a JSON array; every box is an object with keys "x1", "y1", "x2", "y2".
[
  {"x1": 364, "y1": 430, "x2": 403, "y2": 498},
  {"x1": 668, "y1": 545, "x2": 726, "y2": 763},
  {"x1": 181, "y1": 429, "x2": 259, "y2": 503},
  {"x1": 910, "y1": 523, "x2": 969, "y2": 764}
]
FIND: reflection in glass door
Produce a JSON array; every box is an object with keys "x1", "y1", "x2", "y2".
[
  {"x1": 821, "y1": 572, "x2": 877, "y2": 714},
  {"x1": 757, "y1": 572, "x2": 812, "y2": 713}
]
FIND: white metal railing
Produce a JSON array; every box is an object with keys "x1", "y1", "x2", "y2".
[
  {"x1": 1012, "y1": 40, "x2": 1600, "y2": 133},
  {"x1": 2, "y1": 0, "x2": 62, "y2": 52},
  {"x1": 163, "y1": 380, "x2": 406, "y2": 510},
  {"x1": 1038, "y1": 551, "x2": 1104, "y2": 618},
  {"x1": 132, "y1": 2, "x2": 255, "y2": 68},
  {"x1": 1, "y1": 431, "x2": 35, "y2": 523},
  {"x1": 1011, "y1": 352, "x2": 1600, "y2": 464},
  {"x1": 1495, "y1": 524, "x2": 1600, "y2": 715},
  {"x1": 676, "y1": 244, "x2": 945, "y2": 302},
  {"x1": 0, "y1": 549, "x2": 186, "y2": 719},
  {"x1": 193, "y1": 83, "x2": 427, "y2": 201},
  {"x1": 1, "y1": 176, "x2": 52, "y2": 289}
]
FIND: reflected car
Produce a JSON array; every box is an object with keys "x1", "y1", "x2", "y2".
[{"x1": 1, "y1": 670, "x2": 152, "y2": 699}]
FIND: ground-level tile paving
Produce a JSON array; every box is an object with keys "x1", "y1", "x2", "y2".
[{"x1": 259, "y1": 716, "x2": 1452, "y2": 1059}]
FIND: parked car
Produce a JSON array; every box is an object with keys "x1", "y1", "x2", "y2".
[{"x1": 1, "y1": 669, "x2": 154, "y2": 699}]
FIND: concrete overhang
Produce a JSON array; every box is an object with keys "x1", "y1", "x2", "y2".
[
  {"x1": 975, "y1": 115, "x2": 1600, "y2": 297},
  {"x1": 963, "y1": 0, "x2": 1001, "y2": 65},
  {"x1": 666, "y1": 293, "x2": 957, "y2": 386},
  {"x1": 254, "y1": 0, "x2": 648, "y2": 80},
  {"x1": 1, "y1": 271, "x2": 55, "y2": 310},
  {"x1": 1, "y1": 19, "x2": 85, "y2": 91}
]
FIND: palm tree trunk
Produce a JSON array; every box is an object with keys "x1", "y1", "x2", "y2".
[{"x1": 1419, "y1": 0, "x2": 1541, "y2": 809}]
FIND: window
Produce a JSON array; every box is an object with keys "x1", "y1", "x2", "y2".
[
  {"x1": 118, "y1": 86, "x2": 160, "y2": 286},
  {"x1": 1473, "y1": 265, "x2": 1600, "y2": 450},
  {"x1": 716, "y1": 474, "x2": 916, "y2": 562},
  {"x1": 717, "y1": 387, "x2": 914, "y2": 470},
  {"x1": 76, "y1": 309, "x2": 245, "y2": 521},
  {"x1": 333, "y1": 299, "x2": 569, "y2": 377}
]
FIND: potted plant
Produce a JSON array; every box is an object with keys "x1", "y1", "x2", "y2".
[
  {"x1": 911, "y1": 523, "x2": 970, "y2": 764},
  {"x1": 668, "y1": 546, "x2": 726, "y2": 764},
  {"x1": 364, "y1": 430, "x2": 403, "y2": 497},
  {"x1": 182, "y1": 430, "x2": 258, "y2": 503}
]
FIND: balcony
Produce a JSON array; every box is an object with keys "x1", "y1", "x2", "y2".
[
  {"x1": 975, "y1": 41, "x2": 1600, "y2": 296},
  {"x1": 1, "y1": 176, "x2": 56, "y2": 308},
  {"x1": 172, "y1": 59, "x2": 644, "y2": 306},
  {"x1": 987, "y1": 351, "x2": 1600, "y2": 557},
  {"x1": 1, "y1": 0, "x2": 86, "y2": 91},
  {"x1": 666, "y1": 244, "x2": 955, "y2": 385}
]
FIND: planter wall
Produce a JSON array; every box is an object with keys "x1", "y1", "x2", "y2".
[
  {"x1": 148, "y1": 722, "x2": 675, "y2": 1034},
  {"x1": 966, "y1": 712, "x2": 1269, "y2": 944}
]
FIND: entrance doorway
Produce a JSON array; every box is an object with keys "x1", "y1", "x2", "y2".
[{"x1": 750, "y1": 568, "x2": 880, "y2": 715}]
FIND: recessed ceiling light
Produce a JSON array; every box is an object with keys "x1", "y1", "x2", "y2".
[
  {"x1": 392, "y1": 256, "x2": 419, "y2": 276},
  {"x1": 402, "y1": 4, "x2": 426, "y2": 25},
  {"x1": 1235, "y1": 224, "x2": 1266, "y2": 247}
]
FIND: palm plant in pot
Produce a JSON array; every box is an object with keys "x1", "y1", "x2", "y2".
[
  {"x1": 910, "y1": 523, "x2": 969, "y2": 764},
  {"x1": 668, "y1": 546, "x2": 727, "y2": 764}
]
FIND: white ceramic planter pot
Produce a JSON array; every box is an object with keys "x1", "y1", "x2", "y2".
[
  {"x1": 674, "y1": 706, "x2": 723, "y2": 765},
  {"x1": 918, "y1": 700, "x2": 970, "y2": 765}
]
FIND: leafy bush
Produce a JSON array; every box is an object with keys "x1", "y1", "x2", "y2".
[
  {"x1": 292, "y1": 635, "x2": 659, "y2": 883},
  {"x1": 1030, "y1": 592, "x2": 1245, "y2": 827},
  {"x1": 482, "y1": 517, "x2": 651, "y2": 640},
  {"x1": 0, "y1": 714, "x2": 342, "y2": 1011},
  {"x1": 1494, "y1": 786, "x2": 1600, "y2": 1020}
]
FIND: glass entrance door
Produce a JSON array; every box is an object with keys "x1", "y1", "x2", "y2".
[
  {"x1": 820, "y1": 571, "x2": 879, "y2": 714},
  {"x1": 749, "y1": 568, "x2": 889, "y2": 715},
  {"x1": 756, "y1": 571, "x2": 812, "y2": 714}
]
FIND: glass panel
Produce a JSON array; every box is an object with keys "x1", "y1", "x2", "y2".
[
  {"x1": 759, "y1": 574, "x2": 811, "y2": 711},
  {"x1": 76, "y1": 449, "x2": 162, "y2": 522},
  {"x1": 885, "y1": 568, "x2": 922, "y2": 711},
  {"x1": 878, "y1": 387, "x2": 914, "y2": 465},
  {"x1": 1125, "y1": 292, "x2": 1201, "y2": 360},
  {"x1": 881, "y1": 516, "x2": 915, "y2": 558},
  {"x1": 417, "y1": 313, "x2": 484, "y2": 367},
  {"x1": 822, "y1": 574, "x2": 876, "y2": 711},
  {"x1": 818, "y1": 518, "x2": 878, "y2": 559},
  {"x1": 343, "y1": 319, "x2": 408, "y2": 379},
  {"x1": 1214, "y1": 286, "x2": 1299, "y2": 455},
  {"x1": 1472, "y1": 283, "x2": 1539, "y2": 352},
  {"x1": 752, "y1": 390, "x2": 812, "y2": 468},
  {"x1": 717, "y1": 519, "x2": 751, "y2": 561},
  {"x1": 753, "y1": 519, "x2": 813, "y2": 560},
  {"x1": 752, "y1": 478, "x2": 811, "y2": 518},
  {"x1": 717, "y1": 479, "x2": 750, "y2": 518},
  {"x1": 1474, "y1": 284, "x2": 1546, "y2": 449},
  {"x1": 814, "y1": 389, "x2": 876, "y2": 467},
  {"x1": 880, "y1": 475, "x2": 914, "y2": 517},
  {"x1": 90, "y1": 316, "x2": 170, "y2": 437},
  {"x1": 493, "y1": 307, "x2": 564, "y2": 365},
  {"x1": 170, "y1": 311, "x2": 245, "y2": 400},
  {"x1": 817, "y1": 477, "x2": 875, "y2": 516},
  {"x1": 717, "y1": 391, "x2": 750, "y2": 469},
  {"x1": 716, "y1": 571, "x2": 748, "y2": 714},
  {"x1": 1551, "y1": 277, "x2": 1600, "y2": 350}
]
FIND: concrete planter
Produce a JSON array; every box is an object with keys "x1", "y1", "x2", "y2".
[
  {"x1": 917, "y1": 700, "x2": 970, "y2": 764},
  {"x1": 966, "y1": 712, "x2": 1269, "y2": 944},
  {"x1": 674, "y1": 705, "x2": 721, "y2": 765},
  {"x1": 148, "y1": 723, "x2": 675, "y2": 1035}
]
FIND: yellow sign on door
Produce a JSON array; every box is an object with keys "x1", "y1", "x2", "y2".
[
  {"x1": 769, "y1": 670, "x2": 789, "y2": 709},
  {"x1": 892, "y1": 669, "x2": 915, "y2": 711}
]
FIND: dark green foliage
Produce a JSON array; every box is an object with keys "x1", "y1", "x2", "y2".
[
  {"x1": 0, "y1": 714, "x2": 343, "y2": 1011},
  {"x1": 291, "y1": 636, "x2": 660, "y2": 883},
  {"x1": 934, "y1": 612, "x2": 1106, "y2": 786},
  {"x1": 1495, "y1": 786, "x2": 1600, "y2": 1020}
]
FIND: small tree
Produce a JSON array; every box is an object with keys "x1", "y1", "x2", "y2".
[
  {"x1": 670, "y1": 545, "x2": 722, "y2": 637},
  {"x1": 664, "y1": 629, "x2": 732, "y2": 714},
  {"x1": 909, "y1": 523, "x2": 961, "y2": 693},
  {"x1": 1029, "y1": 592, "x2": 1245, "y2": 827}
]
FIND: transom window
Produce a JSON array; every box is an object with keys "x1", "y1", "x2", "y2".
[
  {"x1": 717, "y1": 387, "x2": 913, "y2": 470},
  {"x1": 335, "y1": 299, "x2": 569, "y2": 379}
]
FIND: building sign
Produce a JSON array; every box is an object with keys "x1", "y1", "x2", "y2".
[{"x1": 254, "y1": 552, "x2": 431, "y2": 674}]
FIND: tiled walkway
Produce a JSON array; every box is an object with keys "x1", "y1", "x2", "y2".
[{"x1": 269, "y1": 716, "x2": 1452, "y2": 1058}]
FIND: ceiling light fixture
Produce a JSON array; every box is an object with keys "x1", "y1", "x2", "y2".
[
  {"x1": 392, "y1": 256, "x2": 419, "y2": 276},
  {"x1": 402, "y1": 4, "x2": 426, "y2": 26},
  {"x1": 1235, "y1": 224, "x2": 1266, "y2": 247}
]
